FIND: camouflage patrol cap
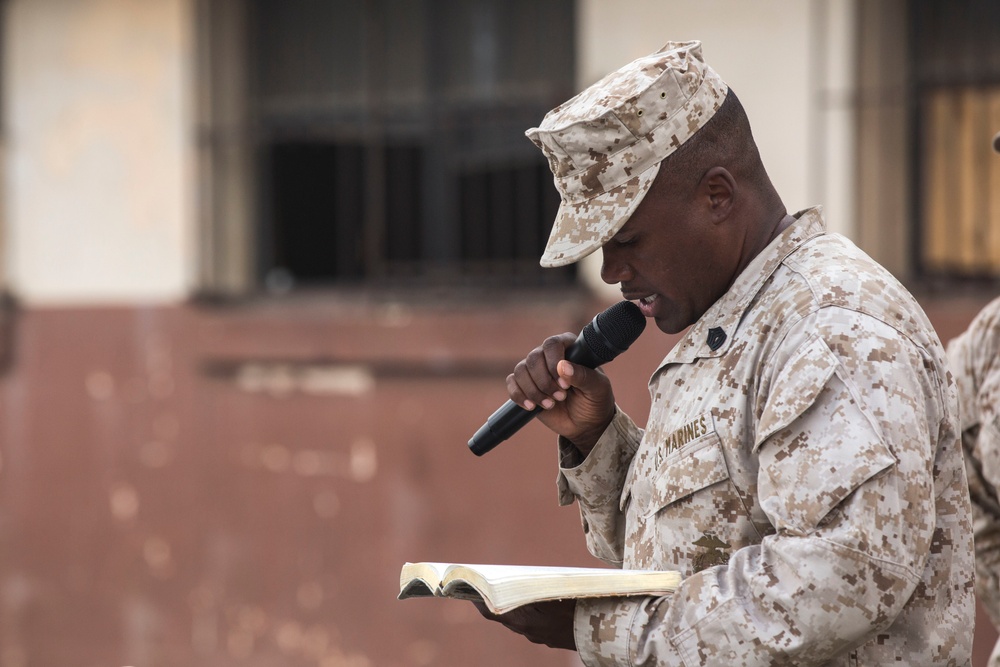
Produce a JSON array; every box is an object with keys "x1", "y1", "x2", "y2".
[{"x1": 526, "y1": 41, "x2": 728, "y2": 268}]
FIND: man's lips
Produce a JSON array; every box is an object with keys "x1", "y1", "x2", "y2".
[{"x1": 623, "y1": 292, "x2": 658, "y2": 316}]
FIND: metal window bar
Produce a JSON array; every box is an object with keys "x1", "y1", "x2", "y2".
[{"x1": 248, "y1": 0, "x2": 575, "y2": 288}]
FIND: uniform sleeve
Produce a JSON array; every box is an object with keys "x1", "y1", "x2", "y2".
[
  {"x1": 969, "y1": 480, "x2": 1000, "y2": 631},
  {"x1": 557, "y1": 409, "x2": 643, "y2": 566},
  {"x1": 950, "y1": 297, "x2": 1000, "y2": 630},
  {"x1": 966, "y1": 298, "x2": 1000, "y2": 495},
  {"x1": 572, "y1": 314, "x2": 960, "y2": 666}
]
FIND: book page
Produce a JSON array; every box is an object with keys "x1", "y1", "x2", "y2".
[
  {"x1": 437, "y1": 564, "x2": 681, "y2": 614},
  {"x1": 398, "y1": 562, "x2": 452, "y2": 599}
]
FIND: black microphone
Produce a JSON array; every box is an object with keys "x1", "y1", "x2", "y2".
[{"x1": 468, "y1": 300, "x2": 647, "y2": 456}]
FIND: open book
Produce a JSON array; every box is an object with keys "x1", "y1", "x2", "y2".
[{"x1": 398, "y1": 562, "x2": 681, "y2": 614}]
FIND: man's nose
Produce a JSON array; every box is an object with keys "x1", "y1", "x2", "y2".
[{"x1": 600, "y1": 248, "x2": 632, "y2": 285}]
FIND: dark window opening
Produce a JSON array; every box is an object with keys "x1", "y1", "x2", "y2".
[
  {"x1": 384, "y1": 144, "x2": 424, "y2": 266},
  {"x1": 267, "y1": 142, "x2": 366, "y2": 282},
  {"x1": 248, "y1": 0, "x2": 577, "y2": 290},
  {"x1": 459, "y1": 162, "x2": 559, "y2": 266}
]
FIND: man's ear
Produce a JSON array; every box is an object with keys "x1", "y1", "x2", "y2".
[{"x1": 700, "y1": 166, "x2": 735, "y2": 221}]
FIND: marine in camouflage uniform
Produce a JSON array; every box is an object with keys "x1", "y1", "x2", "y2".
[
  {"x1": 484, "y1": 41, "x2": 975, "y2": 665},
  {"x1": 948, "y1": 296, "x2": 1000, "y2": 667},
  {"x1": 558, "y1": 206, "x2": 973, "y2": 665}
]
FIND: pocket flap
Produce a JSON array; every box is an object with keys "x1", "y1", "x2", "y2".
[
  {"x1": 642, "y1": 434, "x2": 730, "y2": 516},
  {"x1": 756, "y1": 348, "x2": 897, "y2": 531},
  {"x1": 755, "y1": 336, "x2": 839, "y2": 452}
]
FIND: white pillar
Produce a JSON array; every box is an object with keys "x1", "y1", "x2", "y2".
[{"x1": 3, "y1": 0, "x2": 194, "y2": 305}]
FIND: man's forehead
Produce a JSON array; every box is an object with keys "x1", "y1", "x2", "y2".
[
  {"x1": 612, "y1": 217, "x2": 636, "y2": 238},
  {"x1": 608, "y1": 211, "x2": 641, "y2": 241},
  {"x1": 610, "y1": 166, "x2": 673, "y2": 238}
]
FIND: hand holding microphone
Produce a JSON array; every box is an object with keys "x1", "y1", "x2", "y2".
[{"x1": 469, "y1": 301, "x2": 646, "y2": 456}]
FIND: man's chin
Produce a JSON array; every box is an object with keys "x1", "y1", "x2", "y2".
[{"x1": 653, "y1": 316, "x2": 688, "y2": 336}]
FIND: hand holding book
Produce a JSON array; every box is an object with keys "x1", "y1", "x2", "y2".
[{"x1": 471, "y1": 598, "x2": 578, "y2": 651}]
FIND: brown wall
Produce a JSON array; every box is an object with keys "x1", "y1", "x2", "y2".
[{"x1": 0, "y1": 290, "x2": 995, "y2": 666}]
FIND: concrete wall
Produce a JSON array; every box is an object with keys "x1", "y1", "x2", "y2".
[
  {"x1": 0, "y1": 296, "x2": 630, "y2": 666},
  {"x1": 3, "y1": 0, "x2": 193, "y2": 305}
]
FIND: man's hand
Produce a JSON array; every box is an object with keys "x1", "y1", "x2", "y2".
[
  {"x1": 507, "y1": 333, "x2": 616, "y2": 455},
  {"x1": 472, "y1": 599, "x2": 577, "y2": 651}
]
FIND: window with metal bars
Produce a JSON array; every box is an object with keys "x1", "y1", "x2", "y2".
[
  {"x1": 246, "y1": 0, "x2": 577, "y2": 290},
  {"x1": 913, "y1": 0, "x2": 1000, "y2": 279}
]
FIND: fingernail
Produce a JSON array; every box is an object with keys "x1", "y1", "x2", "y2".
[
  {"x1": 541, "y1": 398, "x2": 555, "y2": 409},
  {"x1": 553, "y1": 390, "x2": 566, "y2": 401},
  {"x1": 557, "y1": 378, "x2": 570, "y2": 390},
  {"x1": 524, "y1": 400, "x2": 535, "y2": 410}
]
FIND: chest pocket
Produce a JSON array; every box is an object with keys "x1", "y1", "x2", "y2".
[{"x1": 621, "y1": 429, "x2": 731, "y2": 517}]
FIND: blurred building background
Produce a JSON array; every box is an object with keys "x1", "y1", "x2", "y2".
[{"x1": 0, "y1": 0, "x2": 997, "y2": 665}]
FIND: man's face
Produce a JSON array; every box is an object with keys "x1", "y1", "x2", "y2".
[{"x1": 600, "y1": 168, "x2": 736, "y2": 335}]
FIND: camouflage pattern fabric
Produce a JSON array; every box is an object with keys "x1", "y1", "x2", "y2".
[
  {"x1": 557, "y1": 208, "x2": 975, "y2": 666},
  {"x1": 525, "y1": 41, "x2": 727, "y2": 268},
  {"x1": 947, "y1": 296, "x2": 1000, "y2": 667}
]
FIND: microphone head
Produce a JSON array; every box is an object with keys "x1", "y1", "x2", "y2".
[{"x1": 582, "y1": 300, "x2": 647, "y2": 364}]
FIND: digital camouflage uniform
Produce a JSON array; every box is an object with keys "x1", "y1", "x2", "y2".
[
  {"x1": 557, "y1": 209, "x2": 975, "y2": 665},
  {"x1": 948, "y1": 296, "x2": 1000, "y2": 667},
  {"x1": 523, "y1": 40, "x2": 975, "y2": 665}
]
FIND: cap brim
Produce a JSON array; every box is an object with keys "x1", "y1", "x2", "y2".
[{"x1": 540, "y1": 162, "x2": 661, "y2": 268}]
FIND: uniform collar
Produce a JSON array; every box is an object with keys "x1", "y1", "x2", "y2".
[{"x1": 657, "y1": 207, "x2": 827, "y2": 368}]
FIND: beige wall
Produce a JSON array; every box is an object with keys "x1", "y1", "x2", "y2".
[
  {"x1": 575, "y1": 0, "x2": 858, "y2": 294},
  {"x1": 3, "y1": 0, "x2": 193, "y2": 305}
]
